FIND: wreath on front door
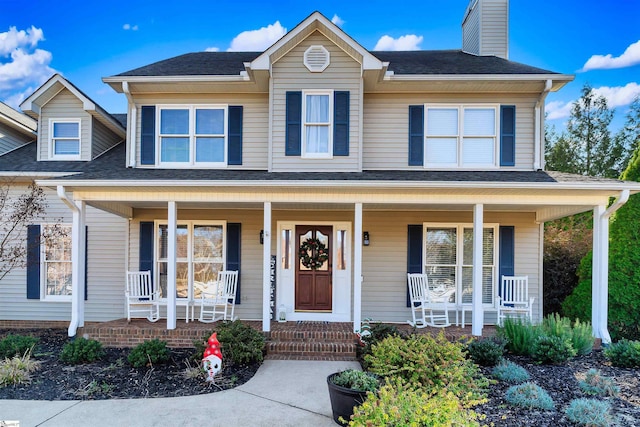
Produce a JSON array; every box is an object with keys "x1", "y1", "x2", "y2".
[{"x1": 299, "y1": 238, "x2": 329, "y2": 270}]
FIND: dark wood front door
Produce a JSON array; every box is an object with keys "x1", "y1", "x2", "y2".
[{"x1": 295, "y1": 225, "x2": 332, "y2": 311}]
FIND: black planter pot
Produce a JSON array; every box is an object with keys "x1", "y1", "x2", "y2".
[{"x1": 326, "y1": 373, "x2": 370, "y2": 426}]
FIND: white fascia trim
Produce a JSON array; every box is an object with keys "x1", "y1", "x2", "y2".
[
  {"x1": 385, "y1": 73, "x2": 574, "y2": 84},
  {"x1": 0, "y1": 172, "x2": 80, "y2": 178},
  {"x1": 102, "y1": 75, "x2": 251, "y2": 84}
]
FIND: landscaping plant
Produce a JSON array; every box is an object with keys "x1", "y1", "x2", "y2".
[
  {"x1": 496, "y1": 318, "x2": 541, "y2": 356},
  {"x1": 330, "y1": 369, "x2": 378, "y2": 392},
  {"x1": 491, "y1": 360, "x2": 530, "y2": 384},
  {"x1": 504, "y1": 382, "x2": 554, "y2": 410},
  {"x1": 357, "y1": 322, "x2": 401, "y2": 370},
  {"x1": 215, "y1": 320, "x2": 265, "y2": 365},
  {"x1": 128, "y1": 339, "x2": 170, "y2": 368},
  {"x1": 531, "y1": 334, "x2": 576, "y2": 364},
  {"x1": 578, "y1": 369, "x2": 619, "y2": 397},
  {"x1": 60, "y1": 338, "x2": 105, "y2": 365},
  {"x1": 0, "y1": 334, "x2": 38, "y2": 359},
  {"x1": 603, "y1": 339, "x2": 640, "y2": 368},
  {"x1": 0, "y1": 350, "x2": 40, "y2": 386},
  {"x1": 565, "y1": 398, "x2": 615, "y2": 427},
  {"x1": 465, "y1": 337, "x2": 505, "y2": 366}
]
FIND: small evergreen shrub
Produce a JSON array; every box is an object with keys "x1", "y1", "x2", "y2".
[
  {"x1": 357, "y1": 322, "x2": 402, "y2": 370},
  {"x1": 604, "y1": 339, "x2": 640, "y2": 368},
  {"x1": 539, "y1": 314, "x2": 594, "y2": 356},
  {"x1": 570, "y1": 319, "x2": 595, "y2": 356},
  {"x1": 531, "y1": 334, "x2": 576, "y2": 364},
  {"x1": 330, "y1": 369, "x2": 379, "y2": 393},
  {"x1": 565, "y1": 398, "x2": 615, "y2": 427},
  {"x1": 366, "y1": 333, "x2": 488, "y2": 407},
  {"x1": 578, "y1": 369, "x2": 619, "y2": 397},
  {"x1": 0, "y1": 350, "x2": 40, "y2": 386},
  {"x1": 466, "y1": 337, "x2": 506, "y2": 366},
  {"x1": 128, "y1": 339, "x2": 170, "y2": 368},
  {"x1": 541, "y1": 313, "x2": 572, "y2": 341},
  {"x1": 491, "y1": 360, "x2": 530, "y2": 384},
  {"x1": 348, "y1": 377, "x2": 482, "y2": 427},
  {"x1": 504, "y1": 382, "x2": 554, "y2": 410},
  {"x1": 496, "y1": 318, "x2": 542, "y2": 356},
  {"x1": 214, "y1": 320, "x2": 265, "y2": 365},
  {"x1": 0, "y1": 334, "x2": 38, "y2": 359},
  {"x1": 60, "y1": 338, "x2": 105, "y2": 365}
]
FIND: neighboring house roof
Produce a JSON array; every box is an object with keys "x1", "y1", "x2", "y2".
[
  {"x1": 113, "y1": 49, "x2": 557, "y2": 77},
  {"x1": 0, "y1": 101, "x2": 37, "y2": 137}
]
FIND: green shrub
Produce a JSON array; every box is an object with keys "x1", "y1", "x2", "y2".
[
  {"x1": 491, "y1": 360, "x2": 530, "y2": 384},
  {"x1": 213, "y1": 320, "x2": 265, "y2": 365},
  {"x1": 348, "y1": 377, "x2": 481, "y2": 427},
  {"x1": 128, "y1": 339, "x2": 170, "y2": 368},
  {"x1": 496, "y1": 318, "x2": 542, "y2": 356},
  {"x1": 570, "y1": 319, "x2": 595, "y2": 356},
  {"x1": 603, "y1": 339, "x2": 640, "y2": 367},
  {"x1": 578, "y1": 369, "x2": 619, "y2": 397},
  {"x1": 539, "y1": 314, "x2": 594, "y2": 356},
  {"x1": 330, "y1": 369, "x2": 379, "y2": 393},
  {"x1": 0, "y1": 350, "x2": 40, "y2": 386},
  {"x1": 504, "y1": 382, "x2": 554, "y2": 410},
  {"x1": 565, "y1": 398, "x2": 615, "y2": 427},
  {"x1": 0, "y1": 334, "x2": 38, "y2": 359},
  {"x1": 531, "y1": 334, "x2": 576, "y2": 364},
  {"x1": 60, "y1": 338, "x2": 105, "y2": 365},
  {"x1": 357, "y1": 323, "x2": 402, "y2": 370},
  {"x1": 541, "y1": 313, "x2": 572, "y2": 340},
  {"x1": 466, "y1": 337, "x2": 505, "y2": 366},
  {"x1": 365, "y1": 333, "x2": 488, "y2": 407}
]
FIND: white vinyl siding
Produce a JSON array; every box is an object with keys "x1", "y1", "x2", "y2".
[
  {"x1": 92, "y1": 118, "x2": 121, "y2": 158},
  {"x1": 271, "y1": 32, "x2": 361, "y2": 172},
  {"x1": 0, "y1": 123, "x2": 34, "y2": 154}
]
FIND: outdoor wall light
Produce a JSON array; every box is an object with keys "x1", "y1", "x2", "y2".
[
  {"x1": 260, "y1": 230, "x2": 264, "y2": 245},
  {"x1": 363, "y1": 231, "x2": 370, "y2": 246}
]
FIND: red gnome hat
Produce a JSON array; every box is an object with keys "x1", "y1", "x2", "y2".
[{"x1": 203, "y1": 332, "x2": 223, "y2": 361}]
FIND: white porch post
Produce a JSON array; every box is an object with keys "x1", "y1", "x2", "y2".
[
  {"x1": 353, "y1": 203, "x2": 363, "y2": 333},
  {"x1": 472, "y1": 204, "x2": 484, "y2": 336},
  {"x1": 262, "y1": 202, "x2": 272, "y2": 332},
  {"x1": 166, "y1": 201, "x2": 177, "y2": 330},
  {"x1": 69, "y1": 200, "x2": 86, "y2": 336},
  {"x1": 592, "y1": 205, "x2": 611, "y2": 344}
]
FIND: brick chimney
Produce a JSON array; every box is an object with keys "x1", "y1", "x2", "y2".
[{"x1": 462, "y1": 0, "x2": 509, "y2": 59}]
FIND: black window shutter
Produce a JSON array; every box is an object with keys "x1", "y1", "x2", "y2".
[
  {"x1": 228, "y1": 106, "x2": 243, "y2": 165},
  {"x1": 499, "y1": 226, "x2": 515, "y2": 297},
  {"x1": 26, "y1": 224, "x2": 41, "y2": 299},
  {"x1": 226, "y1": 223, "x2": 241, "y2": 304},
  {"x1": 333, "y1": 91, "x2": 350, "y2": 156},
  {"x1": 84, "y1": 226, "x2": 88, "y2": 301},
  {"x1": 285, "y1": 91, "x2": 302, "y2": 156},
  {"x1": 139, "y1": 222, "x2": 154, "y2": 282},
  {"x1": 140, "y1": 106, "x2": 156, "y2": 165},
  {"x1": 408, "y1": 105, "x2": 424, "y2": 166},
  {"x1": 500, "y1": 105, "x2": 516, "y2": 166},
  {"x1": 406, "y1": 225, "x2": 423, "y2": 307}
]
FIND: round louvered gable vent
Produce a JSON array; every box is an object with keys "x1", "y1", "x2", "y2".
[{"x1": 304, "y1": 45, "x2": 330, "y2": 72}]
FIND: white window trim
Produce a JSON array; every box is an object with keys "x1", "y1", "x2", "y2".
[
  {"x1": 49, "y1": 118, "x2": 81, "y2": 160},
  {"x1": 422, "y1": 222, "x2": 498, "y2": 307},
  {"x1": 156, "y1": 105, "x2": 228, "y2": 168},
  {"x1": 154, "y1": 220, "x2": 227, "y2": 302},
  {"x1": 424, "y1": 104, "x2": 499, "y2": 169},
  {"x1": 41, "y1": 223, "x2": 73, "y2": 302},
  {"x1": 302, "y1": 90, "x2": 333, "y2": 159}
]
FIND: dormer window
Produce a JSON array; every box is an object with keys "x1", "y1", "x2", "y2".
[{"x1": 50, "y1": 119, "x2": 81, "y2": 160}]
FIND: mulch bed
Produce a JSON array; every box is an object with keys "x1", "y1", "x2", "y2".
[{"x1": 0, "y1": 329, "x2": 260, "y2": 400}]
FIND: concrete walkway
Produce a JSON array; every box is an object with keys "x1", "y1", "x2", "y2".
[{"x1": 0, "y1": 359, "x2": 360, "y2": 427}]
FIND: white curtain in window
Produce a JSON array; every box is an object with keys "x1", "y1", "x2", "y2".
[{"x1": 305, "y1": 94, "x2": 329, "y2": 154}]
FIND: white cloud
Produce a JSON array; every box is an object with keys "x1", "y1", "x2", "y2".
[
  {"x1": 546, "y1": 100, "x2": 573, "y2": 120},
  {"x1": 227, "y1": 21, "x2": 287, "y2": 52},
  {"x1": 0, "y1": 26, "x2": 55, "y2": 108},
  {"x1": 205, "y1": 47, "x2": 220, "y2": 52},
  {"x1": 123, "y1": 24, "x2": 138, "y2": 31},
  {"x1": 592, "y1": 83, "x2": 640, "y2": 108},
  {"x1": 581, "y1": 39, "x2": 640, "y2": 71},
  {"x1": 373, "y1": 34, "x2": 423, "y2": 51},
  {"x1": 331, "y1": 14, "x2": 344, "y2": 27}
]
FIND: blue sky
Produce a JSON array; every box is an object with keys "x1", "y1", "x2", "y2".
[{"x1": 1, "y1": 0, "x2": 639, "y2": 133}]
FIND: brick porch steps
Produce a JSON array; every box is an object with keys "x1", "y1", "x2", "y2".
[{"x1": 265, "y1": 322, "x2": 359, "y2": 360}]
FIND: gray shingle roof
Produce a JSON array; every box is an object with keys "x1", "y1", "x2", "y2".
[
  {"x1": 114, "y1": 50, "x2": 558, "y2": 77},
  {"x1": 0, "y1": 143, "x2": 87, "y2": 173}
]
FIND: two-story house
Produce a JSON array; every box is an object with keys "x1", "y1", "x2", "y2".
[{"x1": 1, "y1": 3, "x2": 637, "y2": 344}]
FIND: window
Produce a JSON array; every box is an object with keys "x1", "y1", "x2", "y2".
[
  {"x1": 303, "y1": 91, "x2": 333, "y2": 158},
  {"x1": 425, "y1": 105, "x2": 497, "y2": 168},
  {"x1": 42, "y1": 224, "x2": 72, "y2": 300},
  {"x1": 50, "y1": 119, "x2": 80, "y2": 159},
  {"x1": 158, "y1": 106, "x2": 226, "y2": 166},
  {"x1": 424, "y1": 224, "x2": 497, "y2": 306},
  {"x1": 156, "y1": 222, "x2": 225, "y2": 300}
]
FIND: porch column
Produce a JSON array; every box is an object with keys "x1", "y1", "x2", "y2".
[
  {"x1": 353, "y1": 203, "x2": 363, "y2": 333},
  {"x1": 166, "y1": 201, "x2": 177, "y2": 330},
  {"x1": 69, "y1": 200, "x2": 86, "y2": 336},
  {"x1": 592, "y1": 204, "x2": 610, "y2": 344},
  {"x1": 472, "y1": 204, "x2": 484, "y2": 336},
  {"x1": 262, "y1": 202, "x2": 272, "y2": 332}
]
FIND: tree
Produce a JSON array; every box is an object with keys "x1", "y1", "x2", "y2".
[{"x1": 0, "y1": 181, "x2": 48, "y2": 282}]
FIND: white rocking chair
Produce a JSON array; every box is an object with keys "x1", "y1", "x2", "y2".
[
  {"x1": 497, "y1": 275, "x2": 534, "y2": 325},
  {"x1": 407, "y1": 273, "x2": 451, "y2": 328},
  {"x1": 125, "y1": 271, "x2": 160, "y2": 322},
  {"x1": 199, "y1": 271, "x2": 238, "y2": 323}
]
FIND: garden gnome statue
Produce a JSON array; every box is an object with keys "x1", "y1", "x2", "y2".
[{"x1": 202, "y1": 332, "x2": 223, "y2": 382}]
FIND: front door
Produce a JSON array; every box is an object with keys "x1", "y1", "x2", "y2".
[{"x1": 295, "y1": 225, "x2": 332, "y2": 311}]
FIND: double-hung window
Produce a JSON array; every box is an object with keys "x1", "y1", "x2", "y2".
[
  {"x1": 303, "y1": 91, "x2": 332, "y2": 158},
  {"x1": 50, "y1": 119, "x2": 81, "y2": 159},
  {"x1": 425, "y1": 105, "x2": 497, "y2": 168},
  {"x1": 158, "y1": 106, "x2": 227, "y2": 166},
  {"x1": 42, "y1": 224, "x2": 72, "y2": 300}
]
